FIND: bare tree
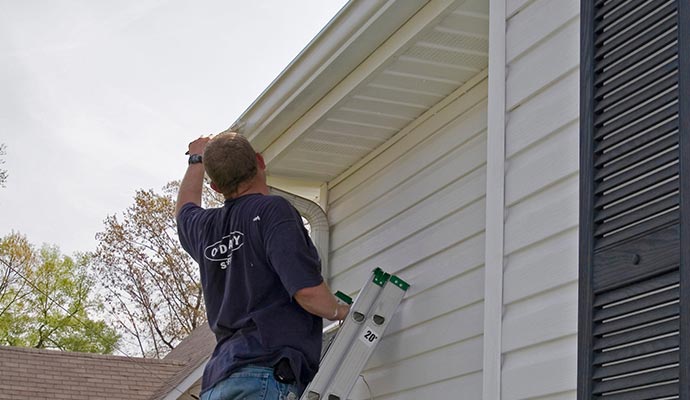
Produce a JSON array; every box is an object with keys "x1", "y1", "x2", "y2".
[
  {"x1": 92, "y1": 181, "x2": 222, "y2": 358},
  {"x1": 0, "y1": 144, "x2": 7, "y2": 188}
]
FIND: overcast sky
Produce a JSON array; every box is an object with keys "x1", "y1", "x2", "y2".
[{"x1": 0, "y1": 0, "x2": 347, "y2": 255}]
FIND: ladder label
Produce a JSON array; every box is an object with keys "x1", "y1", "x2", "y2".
[{"x1": 359, "y1": 326, "x2": 381, "y2": 347}]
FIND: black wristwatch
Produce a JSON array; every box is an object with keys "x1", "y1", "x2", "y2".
[{"x1": 188, "y1": 154, "x2": 203, "y2": 165}]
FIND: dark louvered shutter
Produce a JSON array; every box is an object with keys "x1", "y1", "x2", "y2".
[{"x1": 579, "y1": 0, "x2": 689, "y2": 399}]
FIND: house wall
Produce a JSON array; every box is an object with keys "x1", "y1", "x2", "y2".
[
  {"x1": 326, "y1": 79, "x2": 489, "y2": 399},
  {"x1": 501, "y1": 0, "x2": 580, "y2": 398},
  {"x1": 317, "y1": 1, "x2": 581, "y2": 398}
]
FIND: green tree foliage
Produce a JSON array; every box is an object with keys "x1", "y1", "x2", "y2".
[
  {"x1": 91, "y1": 181, "x2": 221, "y2": 358},
  {"x1": 0, "y1": 233, "x2": 120, "y2": 353}
]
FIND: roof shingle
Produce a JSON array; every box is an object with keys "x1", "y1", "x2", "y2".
[
  {"x1": 0, "y1": 346, "x2": 187, "y2": 400},
  {"x1": 152, "y1": 325, "x2": 215, "y2": 399}
]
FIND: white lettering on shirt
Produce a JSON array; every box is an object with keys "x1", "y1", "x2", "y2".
[{"x1": 204, "y1": 232, "x2": 245, "y2": 269}]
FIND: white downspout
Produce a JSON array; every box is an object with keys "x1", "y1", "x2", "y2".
[{"x1": 269, "y1": 187, "x2": 330, "y2": 281}]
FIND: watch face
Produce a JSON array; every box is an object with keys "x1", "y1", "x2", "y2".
[{"x1": 188, "y1": 154, "x2": 203, "y2": 164}]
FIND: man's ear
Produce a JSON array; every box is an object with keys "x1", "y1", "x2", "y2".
[
  {"x1": 256, "y1": 153, "x2": 266, "y2": 170},
  {"x1": 210, "y1": 181, "x2": 222, "y2": 194}
]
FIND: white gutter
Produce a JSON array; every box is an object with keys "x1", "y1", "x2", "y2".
[
  {"x1": 230, "y1": 0, "x2": 429, "y2": 154},
  {"x1": 259, "y1": 0, "x2": 462, "y2": 170}
]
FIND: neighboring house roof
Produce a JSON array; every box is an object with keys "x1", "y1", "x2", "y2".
[
  {"x1": 152, "y1": 325, "x2": 216, "y2": 400},
  {"x1": 0, "y1": 345, "x2": 186, "y2": 400},
  {"x1": 163, "y1": 325, "x2": 215, "y2": 365},
  {"x1": 0, "y1": 325, "x2": 217, "y2": 400}
]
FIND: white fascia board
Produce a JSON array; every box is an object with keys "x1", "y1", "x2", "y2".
[
  {"x1": 231, "y1": 0, "x2": 429, "y2": 153},
  {"x1": 260, "y1": 0, "x2": 462, "y2": 169},
  {"x1": 162, "y1": 359, "x2": 208, "y2": 400}
]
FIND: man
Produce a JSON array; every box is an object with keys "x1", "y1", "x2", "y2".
[{"x1": 176, "y1": 132, "x2": 349, "y2": 400}]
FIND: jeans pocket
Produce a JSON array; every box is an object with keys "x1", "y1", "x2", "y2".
[
  {"x1": 276, "y1": 382, "x2": 299, "y2": 400},
  {"x1": 211, "y1": 368, "x2": 271, "y2": 400}
]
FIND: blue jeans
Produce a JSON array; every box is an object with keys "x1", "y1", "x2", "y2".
[{"x1": 201, "y1": 366, "x2": 301, "y2": 400}]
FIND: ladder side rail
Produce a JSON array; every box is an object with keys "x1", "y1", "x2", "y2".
[
  {"x1": 301, "y1": 270, "x2": 387, "y2": 400},
  {"x1": 325, "y1": 278, "x2": 407, "y2": 400}
]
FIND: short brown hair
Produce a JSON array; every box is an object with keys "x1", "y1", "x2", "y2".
[{"x1": 203, "y1": 132, "x2": 257, "y2": 197}]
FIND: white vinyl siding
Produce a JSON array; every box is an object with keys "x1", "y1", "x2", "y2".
[
  {"x1": 327, "y1": 79, "x2": 488, "y2": 399},
  {"x1": 501, "y1": 0, "x2": 580, "y2": 399}
]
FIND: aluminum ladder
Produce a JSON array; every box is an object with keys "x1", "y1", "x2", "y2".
[{"x1": 302, "y1": 268, "x2": 409, "y2": 400}]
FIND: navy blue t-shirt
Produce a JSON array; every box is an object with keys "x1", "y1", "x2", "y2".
[{"x1": 177, "y1": 193, "x2": 324, "y2": 393}]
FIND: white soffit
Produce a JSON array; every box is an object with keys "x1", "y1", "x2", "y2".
[{"x1": 238, "y1": 0, "x2": 489, "y2": 183}]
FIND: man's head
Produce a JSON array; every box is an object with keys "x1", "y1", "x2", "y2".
[{"x1": 203, "y1": 131, "x2": 261, "y2": 197}]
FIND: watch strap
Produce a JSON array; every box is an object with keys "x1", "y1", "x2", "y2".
[{"x1": 188, "y1": 154, "x2": 203, "y2": 165}]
